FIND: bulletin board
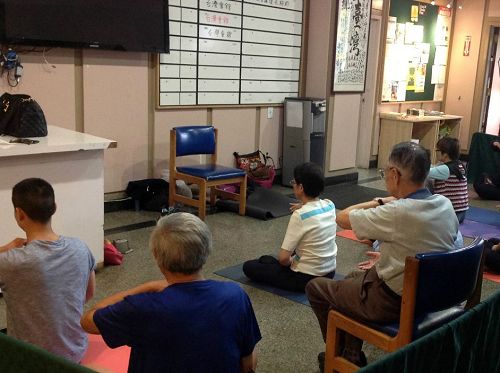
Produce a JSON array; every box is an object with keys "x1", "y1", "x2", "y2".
[
  {"x1": 381, "y1": 0, "x2": 452, "y2": 102},
  {"x1": 158, "y1": 0, "x2": 304, "y2": 107}
]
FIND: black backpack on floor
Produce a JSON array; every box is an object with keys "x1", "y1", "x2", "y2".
[{"x1": 126, "y1": 179, "x2": 169, "y2": 211}]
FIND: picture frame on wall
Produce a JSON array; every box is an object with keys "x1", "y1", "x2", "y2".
[{"x1": 332, "y1": 0, "x2": 372, "y2": 93}]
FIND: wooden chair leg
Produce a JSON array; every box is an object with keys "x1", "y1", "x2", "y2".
[
  {"x1": 238, "y1": 177, "x2": 247, "y2": 216},
  {"x1": 169, "y1": 176, "x2": 176, "y2": 207},
  {"x1": 198, "y1": 180, "x2": 207, "y2": 220}
]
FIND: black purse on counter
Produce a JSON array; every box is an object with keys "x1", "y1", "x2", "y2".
[{"x1": 0, "y1": 93, "x2": 48, "y2": 138}]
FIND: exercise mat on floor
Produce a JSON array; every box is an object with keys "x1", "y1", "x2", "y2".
[
  {"x1": 336, "y1": 230, "x2": 372, "y2": 245},
  {"x1": 460, "y1": 219, "x2": 499, "y2": 240},
  {"x1": 321, "y1": 184, "x2": 387, "y2": 210},
  {"x1": 216, "y1": 187, "x2": 297, "y2": 220},
  {"x1": 465, "y1": 207, "x2": 500, "y2": 227},
  {"x1": 483, "y1": 271, "x2": 500, "y2": 283},
  {"x1": 214, "y1": 263, "x2": 344, "y2": 306}
]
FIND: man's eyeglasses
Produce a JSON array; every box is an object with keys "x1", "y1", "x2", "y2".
[{"x1": 379, "y1": 167, "x2": 402, "y2": 179}]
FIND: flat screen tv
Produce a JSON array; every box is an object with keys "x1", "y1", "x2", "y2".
[{"x1": 0, "y1": 0, "x2": 169, "y2": 53}]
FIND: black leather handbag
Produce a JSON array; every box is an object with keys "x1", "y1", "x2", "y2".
[{"x1": 0, "y1": 93, "x2": 48, "y2": 137}]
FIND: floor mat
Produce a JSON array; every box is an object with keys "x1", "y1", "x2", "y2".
[
  {"x1": 214, "y1": 263, "x2": 344, "y2": 306},
  {"x1": 466, "y1": 207, "x2": 500, "y2": 227},
  {"x1": 81, "y1": 334, "x2": 130, "y2": 373},
  {"x1": 483, "y1": 271, "x2": 500, "y2": 283},
  {"x1": 336, "y1": 230, "x2": 372, "y2": 245},
  {"x1": 216, "y1": 187, "x2": 298, "y2": 220},
  {"x1": 459, "y1": 219, "x2": 500, "y2": 240},
  {"x1": 322, "y1": 184, "x2": 387, "y2": 210}
]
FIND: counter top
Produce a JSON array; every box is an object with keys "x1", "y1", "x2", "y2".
[
  {"x1": 0, "y1": 125, "x2": 116, "y2": 157},
  {"x1": 380, "y1": 112, "x2": 463, "y2": 122}
]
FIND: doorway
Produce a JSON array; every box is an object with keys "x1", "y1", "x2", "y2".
[{"x1": 480, "y1": 26, "x2": 500, "y2": 136}]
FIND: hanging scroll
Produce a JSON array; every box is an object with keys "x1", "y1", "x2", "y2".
[{"x1": 332, "y1": 0, "x2": 372, "y2": 93}]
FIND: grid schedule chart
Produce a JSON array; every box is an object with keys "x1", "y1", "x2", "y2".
[{"x1": 159, "y1": 0, "x2": 303, "y2": 107}]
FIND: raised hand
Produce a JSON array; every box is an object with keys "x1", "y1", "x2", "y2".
[{"x1": 357, "y1": 251, "x2": 381, "y2": 270}]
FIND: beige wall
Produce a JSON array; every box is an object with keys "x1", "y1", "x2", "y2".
[
  {"x1": 445, "y1": 0, "x2": 487, "y2": 149},
  {"x1": 490, "y1": 0, "x2": 500, "y2": 17},
  {"x1": 2, "y1": 49, "x2": 283, "y2": 193},
  {"x1": 3, "y1": 0, "x2": 494, "y2": 193}
]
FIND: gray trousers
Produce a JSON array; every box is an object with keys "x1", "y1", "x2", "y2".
[{"x1": 305, "y1": 267, "x2": 401, "y2": 353}]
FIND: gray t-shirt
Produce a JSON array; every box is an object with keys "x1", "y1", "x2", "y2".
[
  {"x1": 0, "y1": 236, "x2": 95, "y2": 362},
  {"x1": 350, "y1": 194, "x2": 458, "y2": 295}
]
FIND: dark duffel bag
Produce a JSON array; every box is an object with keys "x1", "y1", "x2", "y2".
[
  {"x1": 0, "y1": 93, "x2": 48, "y2": 137},
  {"x1": 125, "y1": 178, "x2": 169, "y2": 211}
]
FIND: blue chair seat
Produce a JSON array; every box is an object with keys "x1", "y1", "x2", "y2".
[
  {"x1": 366, "y1": 306, "x2": 465, "y2": 338},
  {"x1": 177, "y1": 165, "x2": 246, "y2": 181}
]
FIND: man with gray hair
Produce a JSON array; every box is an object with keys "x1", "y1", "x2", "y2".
[
  {"x1": 306, "y1": 142, "x2": 460, "y2": 369},
  {"x1": 81, "y1": 212, "x2": 261, "y2": 373}
]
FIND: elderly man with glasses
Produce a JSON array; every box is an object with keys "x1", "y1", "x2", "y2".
[{"x1": 306, "y1": 142, "x2": 460, "y2": 369}]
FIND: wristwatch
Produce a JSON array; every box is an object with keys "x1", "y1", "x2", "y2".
[{"x1": 377, "y1": 198, "x2": 384, "y2": 206}]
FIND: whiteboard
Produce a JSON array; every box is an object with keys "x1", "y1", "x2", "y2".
[{"x1": 158, "y1": 0, "x2": 303, "y2": 107}]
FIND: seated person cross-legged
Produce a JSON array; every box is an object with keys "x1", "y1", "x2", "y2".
[
  {"x1": 243, "y1": 162, "x2": 337, "y2": 293},
  {"x1": 305, "y1": 142, "x2": 461, "y2": 369},
  {"x1": 473, "y1": 140, "x2": 500, "y2": 201},
  {"x1": 428, "y1": 136, "x2": 469, "y2": 223},
  {"x1": 81, "y1": 212, "x2": 261, "y2": 373}
]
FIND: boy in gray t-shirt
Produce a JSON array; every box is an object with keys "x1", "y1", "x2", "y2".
[{"x1": 0, "y1": 178, "x2": 95, "y2": 362}]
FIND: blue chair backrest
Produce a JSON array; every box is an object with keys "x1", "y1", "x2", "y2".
[
  {"x1": 175, "y1": 126, "x2": 216, "y2": 156},
  {"x1": 414, "y1": 237, "x2": 484, "y2": 315}
]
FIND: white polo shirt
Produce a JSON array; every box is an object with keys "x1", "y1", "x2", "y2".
[
  {"x1": 349, "y1": 193, "x2": 458, "y2": 295},
  {"x1": 281, "y1": 199, "x2": 337, "y2": 276}
]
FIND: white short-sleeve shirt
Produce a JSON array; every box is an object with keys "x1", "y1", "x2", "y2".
[{"x1": 281, "y1": 199, "x2": 337, "y2": 276}]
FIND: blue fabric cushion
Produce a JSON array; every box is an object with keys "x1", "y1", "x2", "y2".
[
  {"x1": 177, "y1": 165, "x2": 246, "y2": 181},
  {"x1": 365, "y1": 306, "x2": 465, "y2": 338}
]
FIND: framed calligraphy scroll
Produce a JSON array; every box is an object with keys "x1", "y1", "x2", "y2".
[{"x1": 332, "y1": 0, "x2": 372, "y2": 93}]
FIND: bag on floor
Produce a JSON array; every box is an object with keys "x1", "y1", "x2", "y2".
[
  {"x1": 125, "y1": 178, "x2": 169, "y2": 211},
  {"x1": 234, "y1": 150, "x2": 275, "y2": 180},
  {"x1": 0, "y1": 93, "x2": 48, "y2": 137},
  {"x1": 104, "y1": 240, "x2": 124, "y2": 266}
]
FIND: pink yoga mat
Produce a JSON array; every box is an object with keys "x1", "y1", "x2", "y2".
[
  {"x1": 81, "y1": 334, "x2": 130, "y2": 373},
  {"x1": 336, "y1": 230, "x2": 372, "y2": 245},
  {"x1": 484, "y1": 271, "x2": 500, "y2": 283}
]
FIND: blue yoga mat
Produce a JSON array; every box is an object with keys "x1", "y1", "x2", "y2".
[
  {"x1": 214, "y1": 263, "x2": 344, "y2": 306},
  {"x1": 460, "y1": 219, "x2": 499, "y2": 240},
  {"x1": 466, "y1": 207, "x2": 500, "y2": 227}
]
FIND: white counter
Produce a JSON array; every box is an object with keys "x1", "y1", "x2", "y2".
[{"x1": 0, "y1": 126, "x2": 116, "y2": 263}]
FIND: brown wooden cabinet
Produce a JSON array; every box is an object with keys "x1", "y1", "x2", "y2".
[{"x1": 377, "y1": 113, "x2": 462, "y2": 168}]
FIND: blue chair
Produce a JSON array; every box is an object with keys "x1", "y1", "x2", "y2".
[
  {"x1": 325, "y1": 237, "x2": 485, "y2": 373},
  {"x1": 169, "y1": 126, "x2": 247, "y2": 220}
]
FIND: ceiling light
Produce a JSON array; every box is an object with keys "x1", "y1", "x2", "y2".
[{"x1": 431, "y1": 1, "x2": 435, "y2": 4}]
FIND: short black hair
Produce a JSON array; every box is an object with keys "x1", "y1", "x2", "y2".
[
  {"x1": 389, "y1": 142, "x2": 430, "y2": 184},
  {"x1": 12, "y1": 178, "x2": 56, "y2": 223},
  {"x1": 293, "y1": 162, "x2": 324, "y2": 198},
  {"x1": 436, "y1": 137, "x2": 460, "y2": 160}
]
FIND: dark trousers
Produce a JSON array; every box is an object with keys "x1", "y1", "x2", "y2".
[
  {"x1": 485, "y1": 238, "x2": 500, "y2": 273},
  {"x1": 473, "y1": 174, "x2": 500, "y2": 200},
  {"x1": 305, "y1": 268, "x2": 401, "y2": 357},
  {"x1": 242, "y1": 255, "x2": 334, "y2": 293}
]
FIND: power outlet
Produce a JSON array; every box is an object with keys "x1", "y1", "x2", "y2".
[{"x1": 267, "y1": 107, "x2": 273, "y2": 119}]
